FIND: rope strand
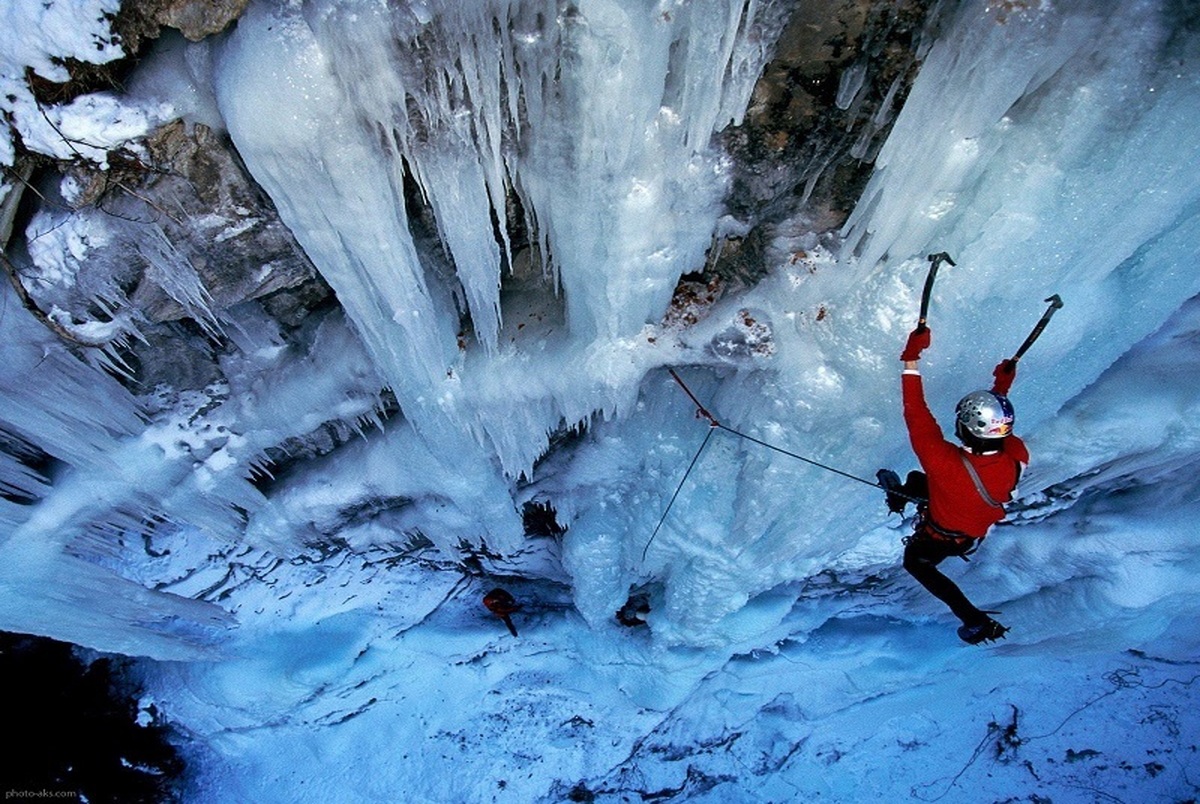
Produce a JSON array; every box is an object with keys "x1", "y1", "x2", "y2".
[
  {"x1": 714, "y1": 422, "x2": 880, "y2": 489},
  {"x1": 644, "y1": 368, "x2": 930, "y2": 560},
  {"x1": 641, "y1": 425, "x2": 715, "y2": 561},
  {"x1": 666, "y1": 368, "x2": 926, "y2": 502}
]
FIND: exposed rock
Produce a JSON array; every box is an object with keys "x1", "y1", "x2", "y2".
[
  {"x1": 146, "y1": 0, "x2": 251, "y2": 41},
  {"x1": 672, "y1": 0, "x2": 940, "y2": 300},
  {"x1": 128, "y1": 320, "x2": 224, "y2": 400},
  {"x1": 720, "y1": 0, "x2": 941, "y2": 238},
  {"x1": 1, "y1": 632, "x2": 185, "y2": 799},
  {"x1": 259, "y1": 279, "x2": 336, "y2": 330},
  {"x1": 115, "y1": 0, "x2": 250, "y2": 46},
  {"x1": 126, "y1": 120, "x2": 324, "y2": 323},
  {"x1": 28, "y1": 119, "x2": 325, "y2": 330}
]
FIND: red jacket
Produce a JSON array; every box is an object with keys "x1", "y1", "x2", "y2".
[{"x1": 902, "y1": 372, "x2": 1029, "y2": 538}]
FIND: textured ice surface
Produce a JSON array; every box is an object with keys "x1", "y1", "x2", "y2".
[{"x1": 0, "y1": 6, "x2": 1199, "y2": 795}]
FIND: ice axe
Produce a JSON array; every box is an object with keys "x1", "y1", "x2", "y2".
[
  {"x1": 1010, "y1": 294, "x2": 1064, "y2": 362},
  {"x1": 918, "y1": 252, "x2": 956, "y2": 330}
]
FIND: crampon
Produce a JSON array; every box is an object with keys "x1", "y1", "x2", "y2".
[{"x1": 957, "y1": 617, "x2": 1009, "y2": 645}]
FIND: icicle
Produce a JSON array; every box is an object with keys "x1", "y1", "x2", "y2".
[
  {"x1": 140, "y1": 227, "x2": 221, "y2": 337},
  {"x1": 212, "y1": 0, "x2": 790, "y2": 484},
  {"x1": 840, "y1": 0, "x2": 1107, "y2": 266},
  {"x1": 873, "y1": 74, "x2": 903, "y2": 127},
  {"x1": 0, "y1": 446, "x2": 48, "y2": 504},
  {"x1": 216, "y1": 0, "x2": 456, "y2": 400},
  {"x1": 835, "y1": 60, "x2": 868, "y2": 111},
  {"x1": 0, "y1": 286, "x2": 143, "y2": 469}
]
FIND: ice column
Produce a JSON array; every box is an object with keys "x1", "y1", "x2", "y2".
[
  {"x1": 515, "y1": 0, "x2": 780, "y2": 341},
  {"x1": 215, "y1": 1, "x2": 458, "y2": 404},
  {"x1": 214, "y1": 0, "x2": 785, "y2": 479}
]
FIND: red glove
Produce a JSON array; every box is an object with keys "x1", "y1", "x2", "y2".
[
  {"x1": 900, "y1": 327, "x2": 931, "y2": 362},
  {"x1": 992, "y1": 359, "x2": 1016, "y2": 394}
]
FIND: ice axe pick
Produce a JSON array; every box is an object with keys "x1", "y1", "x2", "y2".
[
  {"x1": 1010, "y1": 294, "x2": 1064, "y2": 362},
  {"x1": 918, "y1": 252, "x2": 956, "y2": 330}
]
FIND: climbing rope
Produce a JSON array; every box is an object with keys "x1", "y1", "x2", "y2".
[
  {"x1": 641, "y1": 368, "x2": 925, "y2": 560},
  {"x1": 641, "y1": 424, "x2": 715, "y2": 561},
  {"x1": 713, "y1": 422, "x2": 881, "y2": 489},
  {"x1": 669, "y1": 368, "x2": 882, "y2": 487}
]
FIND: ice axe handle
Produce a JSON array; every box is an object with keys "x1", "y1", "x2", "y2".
[
  {"x1": 918, "y1": 252, "x2": 956, "y2": 329},
  {"x1": 1011, "y1": 294, "x2": 1064, "y2": 362}
]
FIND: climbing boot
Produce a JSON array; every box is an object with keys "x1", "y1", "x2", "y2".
[
  {"x1": 957, "y1": 617, "x2": 1009, "y2": 645},
  {"x1": 877, "y1": 469, "x2": 908, "y2": 514}
]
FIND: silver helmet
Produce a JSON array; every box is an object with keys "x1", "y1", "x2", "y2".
[{"x1": 955, "y1": 390, "x2": 1014, "y2": 440}]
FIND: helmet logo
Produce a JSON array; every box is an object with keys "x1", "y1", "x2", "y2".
[{"x1": 956, "y1": 390, "x2": 1014, "y2": 440}]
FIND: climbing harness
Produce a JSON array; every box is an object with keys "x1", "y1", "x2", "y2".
[{"x1": 906, "y1": 514, "x2": 980, "y2": 560}]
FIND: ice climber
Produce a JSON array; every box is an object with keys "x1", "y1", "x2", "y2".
[
  {"x1": 483, "y1": 587, "x2": 521, "y2": 637},
  {"x1": 878, "y1": 326, "x2": 1029, "y2": 645}
]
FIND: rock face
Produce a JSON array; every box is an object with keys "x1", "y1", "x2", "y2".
[
  {"x1": 129, "y1": 120, "x2": 324, "y2": 324},
  {"x1": 144, "y1": 0, "x2": 252, "y2": 41},
  {"x1": 36, "y1": 120, "x2": 325, "y2": 330},
  {"x1": 736, "y1": 0, "x2": 937, "y2": 221},
  {"x1": 711, "y1": 0, "x2": 939, "y2": 283},
  {"x1": 13, "y1": 119, "x2": 328, "y2": 394},
  {"x1": 114, "y1": 0, "x2": 251, "y2": 46}
]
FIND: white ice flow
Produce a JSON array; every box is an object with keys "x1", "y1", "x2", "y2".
[{"x1": 0, "y1": 0, "x2": 1199, "y2": 800}]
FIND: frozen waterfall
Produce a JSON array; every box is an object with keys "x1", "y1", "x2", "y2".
[
  {"x1": 3, "y1": 0, "x2": 1200, "y2": 799},
  {"x1": 214, "y1": 0, "x2": 784, "y2": 481},
  {"x1": 0, "y1": 0, "x2": 1197, "y2": 662}
]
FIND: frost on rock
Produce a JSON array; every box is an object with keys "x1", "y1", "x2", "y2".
[
  {"x1": 18, "y1": 120, "x2": 322, "y2": 349},
  {"x1": 710, "y1": 308, "x2": 775, "y2": 362},
  {"x1": 0, "y1": 0, "x2": 127, "y2": 167},
  {"x1": 11, "y1": 92, "x2": 168, "y2": 168},
  {"x1": 0, "y1": 0, "x2": 250, "y2": 169}
]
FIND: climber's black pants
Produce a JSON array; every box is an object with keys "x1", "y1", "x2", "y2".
[{"x1": 902, "y1": 533, "x2": 985, "y2": 626}]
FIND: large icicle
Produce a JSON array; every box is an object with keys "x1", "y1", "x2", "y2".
[
  {"x1": 513, "y1": 0, "x2": 778, "y2": 342},
  {"x1": 215, "y1": 2, "x2": 457, "y2": 401},
  {"x1": 213, "y1": 0, "x2": 786, "y2": 484}
]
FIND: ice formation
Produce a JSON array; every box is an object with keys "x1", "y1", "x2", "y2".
[
  {"x1": 0, "y1": 0, "x2": 1199, "y2": 796},
  {"x1": 212, "y1": 0, "x2": 786, "y2": 479}
]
